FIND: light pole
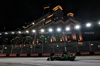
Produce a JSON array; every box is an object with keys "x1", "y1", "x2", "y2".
[
  {"x1": 10, "y1": 45, "x2": 13, "y2": 53},
  {"x1": 40, "y1": 29, "x2": 45, "y2": 53},
  {"x1": 1, "y1": 45, "x2": 5, "y2": 53},
  {"x1": 63, "y1": 31, "x2": 67, "y2": 53},
  {"x1": 32, "y1": 29, "x2": 36, "y2": 53}
]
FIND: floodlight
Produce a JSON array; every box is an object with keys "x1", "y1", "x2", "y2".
[
  {"x1": 26, "y1": 30, "x2": 29, "y2": 33},
  {"x1": 0, "y1": 33, "x2": 1, "y2": 35},
  {"x1": 66, "y1": 27, "x2": 70, "y2": 31},
  {"x1": 32, "y1": 29, "x2": 36, "y2": 33},
  {"x1": 75, "y1": 25, "x2": 80, "y2": 29},
  {"x1": 12, "y1": 32, "x2": 15, "y2": 34},
  {"x1": 41, "y1": 29, "x2": 45, "y2": 32},
  {"x1": 57, "y1": 28, "x2": 61, "y2": 32},
  {"x1": 32, "y1": 22, "x2": 34, "y2": 25},
  {"x1": 98, "y1": 22, "x2": 100, "y2": 25},
  {"x1": 18, "y1": 31, "x2": 21, "y2": 34},
  {"x1": 48, "y1": 28, "x2": 53, "y2": 32},
  {"x1": 5, "y1": 32, "x2": 8, "y2": 35},
  {"x1": 86, "y1": 23, "x2": 91, "y2": 27}
]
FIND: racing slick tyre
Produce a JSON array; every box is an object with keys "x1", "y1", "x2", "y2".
[
  {"x1": 70, "y1": 57, "x2": 75, "y2": 61},
  {"x1": 47, "y1": 58, "x2": 54, "y2": 61},
  {"x1": 47, "y1": 58, "x2": 50, "y2": 61}
]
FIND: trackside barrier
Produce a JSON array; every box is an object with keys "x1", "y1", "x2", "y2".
[
  {"x1": 94, "y1": 51, "x2": 100, "y2": 55},
  {"x1": 42, "y1": 53, "x2": 51, "y2": 57},
  {"x1": 0, "y1": 54, "x2": 7, "y2": 57},
  {"x1": 80, "y1": 52, "x2": 90, "y2": 55},
  {"x1": 9, "y1": 53, "x2": 17, "y2": 57},
  {"x1": 67, "y1": 52, "x2": 77, "y2": 55},
  {"x1": 19, "y1": 53, "x2": 28, "y2": 57},
  {"x1": 54, "y1": 53, "x2": 63, "y2": 56},
  {"x1": 30, "y1": 53, "x2": 39, "y2": 57}
]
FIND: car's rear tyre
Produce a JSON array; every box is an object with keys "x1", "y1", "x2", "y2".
[{"x1": 70, "y1": 57, "x2": 75, "y2": 61}]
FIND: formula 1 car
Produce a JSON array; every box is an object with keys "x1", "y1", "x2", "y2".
[{"x1": 47, "y1": 54, "x2": 76, "y2": 61}]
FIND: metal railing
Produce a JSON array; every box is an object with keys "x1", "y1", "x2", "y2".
[{"x1": 0, "y1": 41, "x2": 100, "y2": 54}]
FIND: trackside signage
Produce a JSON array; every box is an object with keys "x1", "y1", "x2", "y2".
[
  {"x1": 9, "y1": 54, "x2": 17, "y2": 57},
  {"x1": 67, "y1": 52, "x2": 77, "y2": 55},
  {"x1": 80, "y1": 52, "x2": 90, "y2": 55},
  {"x1": 19, "y1": 53, "x2": 27, "y2": 57},
  {"x1": 30, "y1": 53, "x2": 39, "y2": 57},
  {"x1": 54, "y1": 53, "x2": 63, "y2": 56},
  {"x1": 94, "y1": 51, "x2": 100, "y2": 54},
  {"x1": 42, "y1": 53, "x2": 51, "y2": 56},
  {"x1": 0, "y1": 54, "x2": 7, "y2": 57}
]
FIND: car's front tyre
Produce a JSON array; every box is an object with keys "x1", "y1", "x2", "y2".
[{"x1": 47, "y1": 58, "x2": 50, "y2": 61}]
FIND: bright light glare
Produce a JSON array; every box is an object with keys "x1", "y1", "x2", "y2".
[
  {"x1": 91, "y1": 44, "x2": 93, "y2": 46},
  {"x1": 12, "y1": 32, "x2": 15, "y2": 34},
  {"x1": 57, "y1": 28, "x2": 61, "y2": 32},
  {"x1": 75, "y1": 25, "x2": 80, "y2": 29},
  {"x1": 26, "y1": 30, "x2": 29, "y2": 33},
  {"x1": 86, "y1": 23, "x2": 91, "y2": 27},
  {"x1": 48, "y1": 28, "x2": 53, "y2": 32},
  {"x1": 18, "y1": 31, "x2": 21, "y2": 34},
  {"x1": 66, "y1": 27, "x2": 70, "y2": 31},
  {"x1": 98, "y1": 22, "x2": 100, "y2": 24},
  {"x1": 32, "y1": 30, "x2": 36, "y2": 33},
  {"x1": 41, "y1": 29, "x2": 45, "y2": 32},
  {"x1": 32, "y1": 22, "x2": 34, "y2": 25},
  {"x1": 5, "y1": 32, "x2": 8, "y2": 35},
  {"x1": 0, "y1": 33, "x2": 1, "y2": 35}
]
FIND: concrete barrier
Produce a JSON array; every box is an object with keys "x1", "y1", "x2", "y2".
[
  {"x1": 9, "y1": 53, "x2": 17, "y2": 57},
  {"x1": 30, "y1": 53, "x2": 39, "y2": 57},
  {"x1": 80, "y1": 52, "x2": 90, "y2": 55},
  {"x1": 0, "y1": 54, "x2": 7, "y2": 57},
  {"x1": 19, "y1": 53, "x2": 27, "y2": 57},
  {"x1": 54, "y1": 53, "x2": 63, "y2": 56},
  {"x1": 67, "y1": 52, "x2": 77, "y2": 55},
  {"x1": 94, "y1": 51, "x2": 100, "y2": 54},
  {"x1": 42, "y1": 53, "x2": 51, "y2": 57}
]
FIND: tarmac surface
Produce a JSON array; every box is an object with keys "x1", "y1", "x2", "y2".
[{"x1": 0, "y1": 56, "x2": 100, "y2": 66}]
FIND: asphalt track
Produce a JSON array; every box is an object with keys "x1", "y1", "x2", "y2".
[{"x1": 0, "y1": 56, "x2": 100, "y2": 66}]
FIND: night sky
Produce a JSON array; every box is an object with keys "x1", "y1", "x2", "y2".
[{"x1": 0, "y1": 0, "x2": 100, "y2": 32}]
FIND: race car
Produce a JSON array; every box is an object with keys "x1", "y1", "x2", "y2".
[{"x1": 47, "y1": 54, "x2": 76, "y2": 61}]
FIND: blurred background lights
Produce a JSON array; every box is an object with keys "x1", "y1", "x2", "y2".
[
  {"x1": 75, "y1": 25, "x2": 80, "y2": 29},
  {"x1": 66, "y1": 27, "x2": 70, "y2": 31},
  {"x1": 26, "y1": 30, "x2": 29, "y2": 33},
  {"x1": 48, "y1": 28, "x2": 53, "y2": 32},
  {"x1": 5, "y1": 32, "x2": 8, "y2": 35},
  {"x1": 57, "y1": 28, "x2": 61, "y2": 32},
  {"x1": 86, "y1": 23, "x2": 91, "y2": 27},
  {"x1": 0, "y1": 33, "x2": 1, "y2": 35},
  {"x1": 12, "y1": 32, "x2": 15, "y2": 34},
  {"x1": 18, "y1": 31, "x2": 21, "y2": 34},
  {"x1": 41, "y1": 29, "x2": 45, "y2": 32},
  {"x1": 32, "y1": 29, "x2": 36, "y2": 33}
]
